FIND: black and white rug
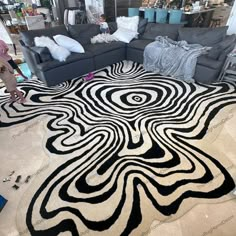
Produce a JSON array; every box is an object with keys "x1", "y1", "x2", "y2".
[{"x1": 1, "y1": 61, "x2": 236, "y2": 236}]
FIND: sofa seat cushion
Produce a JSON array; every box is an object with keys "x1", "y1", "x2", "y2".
[
  {"x1": 178, "y1": 26, "x2": 228, "y2": 46},
  {"x1": 84, "y1": 41, "x2": 126, "y2": 56},
  {"x1": 127, "y1": 39, "x2": 153, "y2": 50},
  {"x1": 197, "y1": 55, "x2": 223, "y2": 70},
  {"x1": 36, "y1": 52, "x2": 93, "y2": 71},
  {"x1": 141, "y1": 23, "x2": 183, "y2": 41},
  {"x1": 68, "y1": 24, "x2": 100, "y2": 45},
  {"x1": 20, "y1": 25, "x2": 69, "y2": 47}
]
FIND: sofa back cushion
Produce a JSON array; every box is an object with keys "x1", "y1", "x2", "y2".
[
  {"x1": 68, "y1": 24, "x2": 100, "y2": 45},
  {"x1": 141, "y1": 23, "x2": 183, "y2": 41},
  {"x1": 178, "y1": 26, "x2": 228, "y2": 46},
  {"x1": 20, "y1": 25, "x2": 69, "y2": 47}
]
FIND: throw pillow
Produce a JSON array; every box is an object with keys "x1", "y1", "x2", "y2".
[
  {"x1": 116, "y1": 16, "x2": 139, "y2": 33},
  {"x1": 30, "y1": 46, "x2": 53, "y2": 62},
  {"x1": 108, "y1": 22, "x2": 117, "y2": 34},
  {"x1": 138, "y1": 18, "x2": 148, "y2": 35},
  {"x1": 53, "y1": 34, "x2": 85, "y2": 53},
  {"x1": 178, "y1": 26, "x2": 228, "y2": 46},
  {"x1": 113, "y1": 28, "x2": 138, "y2": 43},
  {"x1": 34, "y1": 36, "x2": 71, "y2": 62}
]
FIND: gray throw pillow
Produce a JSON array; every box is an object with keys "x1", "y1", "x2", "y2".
[
  {"x1": 208, "y1": 34, "x2": 236, "y2": 60},
  {"x1": 178, "y1": 26, "x2": 228, "y2": 46},
  {"x1": 141, "y1": 23, "x2": 183, "y2": 41},
  {"x1": 138, "y1": 18, "x2": 148, "y2": 35},
  {"x1": 31, "y1": 46, "x2": 53, "y2": 63},
  {"x1": 108, "y1": 22, "x2": 117, "y2": 34}
]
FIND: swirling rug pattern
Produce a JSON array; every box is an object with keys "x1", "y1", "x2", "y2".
[{"x1": 1, "y1": 61, "x2": 236, "y2": 236}]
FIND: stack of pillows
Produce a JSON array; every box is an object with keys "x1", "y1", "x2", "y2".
[
  {"x1": 113, "y1": 16, "x2": 140, "y2": 43},
  {"x1": 34, "y1": 35, "x2": 85, "y2": 62}
]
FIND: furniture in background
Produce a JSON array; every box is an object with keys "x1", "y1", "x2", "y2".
[
  {"x1": 128, "y1": 8, "x2": 139, "y2": 17},
  {"x1": 210, "y1": 6, "x2": 232, "y2": 27},
  {"x1": 0, "y1": 11, "x2": 27, "y2": 33},
  {"x1": 37, "y1": 7, "x2": 52, "y2": 25},
  {"x1": 64, "y1": 7, "x2": 85, "y2": 25},
  {"x1": 139, "y1": 7, "x2": 188, "y2": 25},
  {"x1": 76, "y1": 10, "x2": 86, "y2": 24},
  {"x1": 104, "y1": 0, "x2": 142, "y2": 21},
  {"x1": 156, "y1": 8, "x2": 168, "y2": 23},
  {"x1": 25, "y1": 15, "x2": 45, "y2": 30},
  {"x1": 0, "y1": 19, "x2": 17, "y2": 55},
  {"x1": 8, "y1": 10, "x2": 18, "y2": 24},
  {"x1": 0, "y1": 13, "x2": 11, "y2": 24},
  {"x1": 183, "y1": 8, "x2": 215, "y2": 27},
  {"x1": 144, "y1": 8, "x2": 155, "y2": 22},
  {"x1": 169, "y1": 9, "x2": 183, "y2": 24},
  {"x1": 52, "y1": 0, "x2": 86, "y2": 24}
]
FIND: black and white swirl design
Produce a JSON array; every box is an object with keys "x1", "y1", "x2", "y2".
[{"x1": 1, "y1": 61, "x2": 236, "y2": 235}]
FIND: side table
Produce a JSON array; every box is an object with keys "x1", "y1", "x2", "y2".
[{"x1": 218, "y1": 54, "x2": 236, "y2": 81}]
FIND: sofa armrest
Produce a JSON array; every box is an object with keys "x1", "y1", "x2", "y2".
[
  {"x1": 208, "y1": 34, "x2": 236, "y2": 61},
  {"x1": 19, "y1": 40, "x2": 41, "y2": 74},
  {"x1": 218, "y1": 43, "x2": 236, "y2": 61},
  {"x1": 30, "y1": 46, "x2": 53, "y2": 63}
]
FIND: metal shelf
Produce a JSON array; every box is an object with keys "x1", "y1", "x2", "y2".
[
  {"x1": 219, "y1": 54, "x2": 236, "y2": 81},
  {"x1": 225, "y1": 69, "x2": 236, "y2": 75}
]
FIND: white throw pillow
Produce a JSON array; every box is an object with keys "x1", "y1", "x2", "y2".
[
  {"x1": 53, "y1": 34, "x2": 85, "y2": 53},
  {"x1": 113, "y1": 28, "x2": 138, "y2": 43},
  {"x1": 116, "y1": 16, "x2": 139, "y2": 33},
  {"x1": 34, "y1": 36, "x2": 70, "y2": 62}
]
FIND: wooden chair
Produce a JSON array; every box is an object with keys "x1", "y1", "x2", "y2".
[{"x1": 210, "y1": 6, "x2": 232, "y2": 27}]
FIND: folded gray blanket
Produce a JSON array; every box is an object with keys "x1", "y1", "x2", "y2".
[{"x1": 144, "y1": 36, "x2": 211, "y2": 82}]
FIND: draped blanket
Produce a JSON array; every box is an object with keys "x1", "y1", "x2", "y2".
[
  {"x1": 91, "y1": 33, "x2": 119, "y2": 44},
  {"x1": 144, "y1": 36, "x2": 211, "y2": 82}
]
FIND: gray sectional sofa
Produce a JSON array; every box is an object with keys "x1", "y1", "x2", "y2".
[{"x1": 19, "y1": 21, "x2": 236, "y2": 86}]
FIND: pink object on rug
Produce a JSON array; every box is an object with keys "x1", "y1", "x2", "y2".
[{"x1": 83, "y1": 72, "x2": 94, "y2": 81}]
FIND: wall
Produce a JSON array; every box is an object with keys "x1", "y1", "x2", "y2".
[{"x1": 227, "y1": 0, "x2": 236, "y2": 34}]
